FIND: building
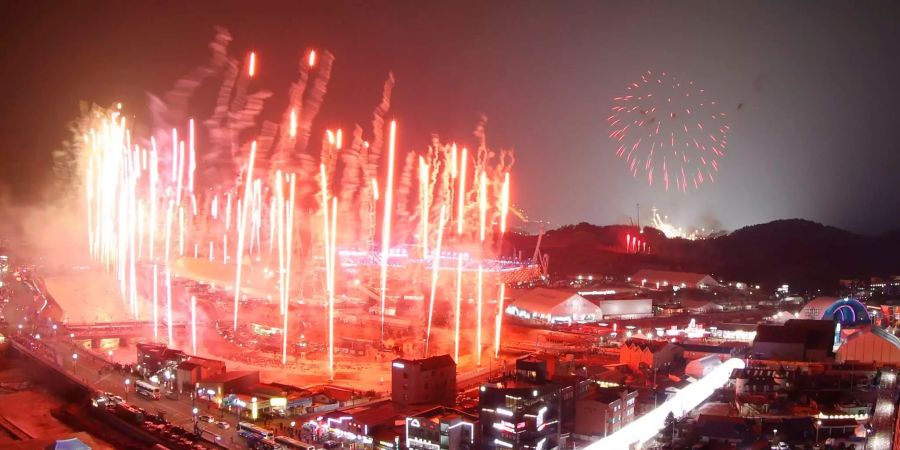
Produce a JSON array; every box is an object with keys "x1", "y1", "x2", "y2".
[
  {"x1": 836, "y1": 326, "x2": 900, "y2": 366},
  {"x1": 405, "y1": 406, "x2": 478, "y2": 450},
  {"x1": 175, "y1": 356, "x2": 226, "y2": 392},
  {"x1": 573, "y1": 388, "x2": 637, "y2": 438},
  {"x1": 392, "y1": 355, "x2": 456, "y2": 406},
  {"x1": 195, "y1": 370, "x2": 260, "y2": 404},
  {"x1": 751, "y1": 319, "x2": 837, "y2": 362},
  {"x1": 630, "y1": 269, "x2": 721, "y2": 290},
  {"x1": 480, "y1": 358, "x2": 567, "y2": 450},
  {"x1": 618, "y1": 339, "x2": 684, "y2": 372},
  {"x1": 696, "y1": 415, "x2": 753, "y2": 445},
  {"x1": 799, "y1": 297, "x2": 871, "y2": 327},
  {"x1": 709, "y1": 323, "x2": 758, "y2": 342},
  {"x1": 506, "y1": 288, "x2": 603, "y2": 323},
  {"x1": 680, "y1": 299, "x2": 724, "y2": 314},
  {"x1": 675, "y1": 343, "x2": 738, "y2": 361},
  {"x1": 136, "y1": 343, "x2": 187, "y2": 375},
  {"x1": 730, "y1": 367, "x2": 799, "y2": 395},
  {"x1": 592, "y1": 297, "x2": 652, "y2": 320}
]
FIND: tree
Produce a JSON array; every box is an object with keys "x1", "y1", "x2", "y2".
[{"x1": 664, "y1": 412, "x2": 677, "y2": 446}]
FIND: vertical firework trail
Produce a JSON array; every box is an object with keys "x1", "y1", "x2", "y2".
[
  {"x1": 328, "y1": 197, "x2": 337, "y2": 380},
  {"x1": 425, "y1": 205, "x2": 446, "y2": 357},
  {"x1": 166, "y1": 268, "x2": 173, "y2": 344},
  {"x1": 152, "y1": 264, "x2": 159, "y2": 342},
  {"x1": 191, "y1": 295, "x2": 197, "y2": 354},
  {"x1": 380, "y1": 121, "x2": 397, "y2": 344},
  {"x1": 454, "y1": 147, "x2": 467, "y2": 364},
  {"x1": 282, "y1": 174, "x2": 295, "y2": 366},
  {"x1": 495, "y1": 172, "x2": 510, "y2": 358},
  {"x1": 233, "y1": 142, "x2": 257, "y2": 331},
  {"x1": 476, "y1": 171, "x2": 487, "y2": 367}
]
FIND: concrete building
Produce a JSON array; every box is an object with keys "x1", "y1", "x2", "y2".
[
  {"x1": 751, "y1": 319, "x2": 837, "y2": 362},
  {"x1": 136, "y1": 343, "x2": 187, "y2": 376},
  {"x1": 480, "y1": 358, "x2": 568, "y2": 450},
  {"x1": 175, "y1": 355, "x2": 226, "y2": 392},
  {"x1": 574, "y1": 388, "x2": 637, "y2": 438},
  {"x1": 630, "y1": 269, "x2": 721, "y2": 290},
  {"x1": 405, "y1": 406, "x2": 478, "y2": 450},
  {"x1": 619, "y1": 339, "x2": 684, "y2": 372},
  {"x1": 392, "y1": 355, "x2": 456, "y2": 406}
]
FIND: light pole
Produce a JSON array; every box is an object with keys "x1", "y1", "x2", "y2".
[
  {"x1": 124, "y1": 378, "x2": 130, "y2": 402},
  {"x1": 865, "y1": 422, "x2": 873, "y2": 450},
  {"x1": 72, "y1": 353, "x2": 78, "y2": 373},
  {"x1": 773, "y1": 428, "x2": 778, "y2": 447},
  {"x1": 816, "y1": 420, "x2": 821, "y2": 446}
]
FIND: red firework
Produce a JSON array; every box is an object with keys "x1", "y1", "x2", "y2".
[{"x1": 608, "y1": 70, "x2": 729, "y2": 192}]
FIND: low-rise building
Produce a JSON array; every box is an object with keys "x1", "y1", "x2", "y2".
[
  {"x1": 619, "y1": 339, "x2": 684, "y2": 372},
  {"x1": 392, "y1": 355, "x2": 456, "y2": 407},
  {"x1": 175, "y1": 355, "x2": 226, "y2": 392},
  {"x1": 752, "y1": 319, "x2": 836, "y2": 362},
  {"x1": 405, "y1": 406, "x2": 478, "y2": 450},
  {"x1": 196, "y1": 370, "x2": 260, "y2": 404},
  {"x1": 630, "y1": 269, "x2": 721, "y2": 290},
  {"x1": 574, "y1": 388, "x2": 637, "y2": 438}
]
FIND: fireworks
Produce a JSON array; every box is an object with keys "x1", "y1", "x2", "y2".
[
  {"x1": 609, "y1": 70, "x2": 729, "y2": 192},
  {"x1": 73, "y1": 28, "x2": 536, "y2": 380}
]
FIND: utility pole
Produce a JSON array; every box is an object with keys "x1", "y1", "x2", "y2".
[{"x1": 636, "y1": 203, "x2": 641, "y2": 230}]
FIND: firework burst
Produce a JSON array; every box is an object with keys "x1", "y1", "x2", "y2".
[{"x1": 609, "y1": 70, "x2": 729, "y2": 192}]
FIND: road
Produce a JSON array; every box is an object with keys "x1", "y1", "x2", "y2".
[
  {"x1": 2, "y1": 268, "x2": 250, "y2": 449},
  {"x1": 866, "y1": 370, "x2": 896, "y2": 450}
]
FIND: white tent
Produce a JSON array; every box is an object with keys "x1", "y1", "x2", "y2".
[{"x1": 507, "y1": 287, "x2": 603, "y2": 323}]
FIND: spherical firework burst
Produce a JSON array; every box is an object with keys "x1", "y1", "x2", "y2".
[{"x1": 608, "y1": 71, "x2": 729, "y2": 192}]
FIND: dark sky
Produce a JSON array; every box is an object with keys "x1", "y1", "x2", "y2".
[{"x1": 1, "y1": 0, "x2": 899, "y2": 234}]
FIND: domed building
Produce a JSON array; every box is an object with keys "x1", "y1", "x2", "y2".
[{"x1": 799, "y1": 297, "x2": 871, "y2": 327}]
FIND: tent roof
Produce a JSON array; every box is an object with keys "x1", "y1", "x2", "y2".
[{"x1": 510, "y1": 288, "x2": 602, "y2": 317}]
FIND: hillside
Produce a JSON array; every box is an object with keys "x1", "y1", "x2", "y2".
[{"x1": 505, "y1": 219, "x2": 900, "y2": 291}]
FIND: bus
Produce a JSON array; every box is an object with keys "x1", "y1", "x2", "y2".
[
  {"x1": 274, "y1": 436, "x2": 315, "y2": 450},
  {"x1": 237, "y1": 422, "x2": 275, "y2": 440},
  {"x1": 134, "y1": 380, "x2": 161, "y2": 400},
  {"x1": 249, "y1": 437, "x2": 282, "y2": 450}
]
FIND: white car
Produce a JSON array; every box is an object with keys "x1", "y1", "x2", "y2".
[
  {"x1": 216, "y1": 421, "x2": 230, "y2": 430},
  {"x1": 198, "y1": 415, "x2": 215, "y2": 423}
]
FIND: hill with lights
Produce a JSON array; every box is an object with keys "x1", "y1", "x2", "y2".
[{"x1": 507, "y1": 219, "x2": 900, "y2": 291}]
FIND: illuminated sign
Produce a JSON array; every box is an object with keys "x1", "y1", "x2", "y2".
[
  {"x1": 392, "y1": 362, "x2": 405, "y2": 369},
  {"x1": 270, "y1": 397, "x2": 287, "y2": 408}
]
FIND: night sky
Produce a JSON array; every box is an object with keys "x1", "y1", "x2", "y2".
[{"x1": 1, "y1": 1, "x2": 898, "y2": 234}]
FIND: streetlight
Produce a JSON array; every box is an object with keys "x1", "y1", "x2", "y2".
[
  {"x1": 816, "y1": 420, "x2": 821, "y2": 446},
  {"x1": 72, "y1": 353, "x2": 78, "y2": 373},
  {"x1": 124, "y1": 378, "x2": 130, "y2": 402},
  {"x1": 773, "y1": 428, "x2": 778, "y2": 447}
]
